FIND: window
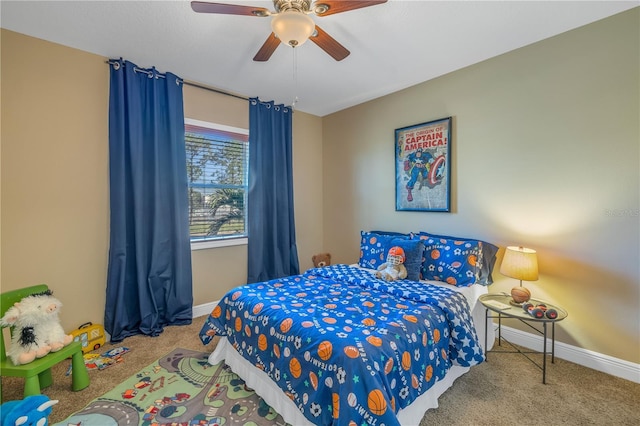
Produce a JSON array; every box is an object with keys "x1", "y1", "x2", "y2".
[{"x1": 185, "y1": 118, "x2": 249, "y2": 249}]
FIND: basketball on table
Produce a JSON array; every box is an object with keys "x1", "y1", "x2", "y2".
[{"x1": 511, "y1": 286, "x2": 531, "y2": 303}]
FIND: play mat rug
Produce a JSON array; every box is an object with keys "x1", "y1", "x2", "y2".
[{"x1": 54, "y1": 348, "x2": 289, "y2": 426}]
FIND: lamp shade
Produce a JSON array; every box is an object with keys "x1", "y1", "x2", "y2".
[
  {"x1": 500, "y1": 246, "x2": 539, "y2": 281},
  {"x1": 271, "y1": 10, "x2": 315, "y2": 47}
]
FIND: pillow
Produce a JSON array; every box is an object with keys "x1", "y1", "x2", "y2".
[
  {"x1": 417, "y1": 232, "x2": 498, "y2": 284},
  {"x1": 416, "y1": 232, "x2": 498, "y2": 286},
  {"x1": 385, "y1": 238, "x2": 425, "y2": 281},
  {"x1": 358, "y1": 231, "x2": 402, "y2": 269},
  {"x1": 473, "y1": 240, "x2": 498, "y2": 284},
  {"x1": 370, "y1": 230, "x2": 411, "y2": 237},
  {"x1": 418, "y1": 236, "x2": 480, "y2": 286}
]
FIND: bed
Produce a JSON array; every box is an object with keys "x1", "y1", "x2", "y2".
[{"x1": 199, "y1": 230, "x2": 497, "y2": 426}]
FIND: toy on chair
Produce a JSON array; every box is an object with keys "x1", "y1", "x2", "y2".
[
  {"x1": 1, "y1": 307, "x2": 51, "y2": 366},
  {"x1": 0, "y1": 395, "x2": 58, "y2": 426},
  {"x1": 1, "y1": 285, "x2": 90, "y2": 398},
  {"x1": 36, "y1": 291, "x2": 74, "y2": 352},
  {"x1": 0, "y1": 290, "x2": 73, "y2": 365}
]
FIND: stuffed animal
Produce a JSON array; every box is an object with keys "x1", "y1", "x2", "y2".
[
  {"x1": 376, "y1": 246, "x2": 408, "y2": 281},
  {"x1": 0, "y1": 290, "x2": 73, "y2": 365},
  {"x1": 1, "y1": 305, "x2": 51, "y2": 365},
  {"x1": 0, "y1": 395, "x2": 58, "y2": 426},
  {"x1": 312, "y1": 252, "x2": 332, "y2": 268},
  {"x1": 34, "y1": 292, "x2": 73, "y2": 351}
]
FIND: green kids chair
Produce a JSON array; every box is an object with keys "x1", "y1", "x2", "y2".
[{"x1": 1, "y1": 284, "x2": 90, "y2": 398}]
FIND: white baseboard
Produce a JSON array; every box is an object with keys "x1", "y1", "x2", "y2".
[
  {"x1": 193, "y1": 300, "x2": 219, "y2": 320},
  {"x1": 192, "y1": 302, "x2": 639, "y2": 384},
  {"x1": 500, "y1": 325, "x2": 640, "y2": 384}
]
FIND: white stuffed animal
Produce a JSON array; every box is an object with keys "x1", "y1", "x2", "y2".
[
  {"x1": 36, "y1": 291, "x2": 73, "y2": 351},
  {"x1": 1, "y1": 304, "x2": 52, "y2": 365},
  {"x1": 0, "y1": 290, "x2": 73, "y2": 365},
  {"x1": 376, "y1": 246, "x2": 408, "y2": 281}
]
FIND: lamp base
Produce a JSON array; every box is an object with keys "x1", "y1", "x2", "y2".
[{"x1": 511, "y1": 286, "x2": 531, "y2": 305}]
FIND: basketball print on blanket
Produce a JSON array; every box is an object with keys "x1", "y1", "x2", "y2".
[{"x1": 199, "y1": 264, "x2": 484, "y2": 426}]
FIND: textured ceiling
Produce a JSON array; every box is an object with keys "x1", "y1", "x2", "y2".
[{"x1": 1, "y1": 0, "x2": 637, "y2": 116}]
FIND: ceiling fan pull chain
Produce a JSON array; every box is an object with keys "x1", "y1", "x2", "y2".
[{"x1": 291, "y1": 48, "x2": 299, "y2": 109}]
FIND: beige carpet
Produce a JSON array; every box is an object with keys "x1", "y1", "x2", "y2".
[{"x1": 2, "y1": 320, "x2": 638, "y2": 425}]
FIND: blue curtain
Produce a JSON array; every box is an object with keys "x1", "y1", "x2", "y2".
[
  {"x1": 247, "y1": 98, "x2": 300, "y2": 282},
  {"x1": 105, "y1": 59, "x2": 193, "y2": 343}
]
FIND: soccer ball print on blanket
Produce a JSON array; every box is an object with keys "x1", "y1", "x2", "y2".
[{"x1": 200, "y1": 264, "x2": 484, "y2": 426}]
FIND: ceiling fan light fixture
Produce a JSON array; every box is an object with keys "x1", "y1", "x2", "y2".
[{"x1": 271, "y1": 10, "x2": 315, "y2": 47}]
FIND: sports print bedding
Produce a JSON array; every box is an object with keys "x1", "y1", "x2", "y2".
[{"x1": 199, "y1": 264, "x2": 485, "y2": 426}]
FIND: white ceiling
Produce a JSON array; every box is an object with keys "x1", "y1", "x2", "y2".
[{"x1": 1, "y1": 0, "x2": 637, "y2": 116}]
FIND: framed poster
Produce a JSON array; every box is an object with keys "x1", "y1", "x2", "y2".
[{"x1": 395, "y1": 117, "x2": 451, "y2": 212}]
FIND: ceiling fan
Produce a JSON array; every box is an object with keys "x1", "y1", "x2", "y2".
[{"x1": 191, "y1": 0, "x2": 388, "y2": 61}]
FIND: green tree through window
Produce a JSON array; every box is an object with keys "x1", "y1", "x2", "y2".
[{"x1": 185, "y1": 120, "x2": 248, "y2": 243}]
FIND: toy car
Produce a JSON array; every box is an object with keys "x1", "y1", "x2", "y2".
[
  {"x1": 522, "y1": 302, "x2": 558, "y2": 319},
  {"x1": 70, "y1": 322, "x2": 106, "y2": 353}
]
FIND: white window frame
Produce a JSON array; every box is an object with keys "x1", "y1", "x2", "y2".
[{"x1": 185, "y1": 118, "x2": 249, "y2": 251}]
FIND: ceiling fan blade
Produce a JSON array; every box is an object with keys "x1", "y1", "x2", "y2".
[
  {"x1": 253, "y1": 33, "x2": 280, "y2": 62},
  {"x1": 309, "y1": 25, "x2": 350, "y2": 61},
  {"x1": 313, "y1": 0, "x2": 387, "y2": 17},
  {"x1": 191, "y1": 1, "x2": 270, "y2": 17}
]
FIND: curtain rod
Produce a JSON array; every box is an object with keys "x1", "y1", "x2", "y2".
[
  {"x1": 105, "y1": 60, "x2": 248, "y2": 101},
  {"x1": 183, "y1": 80, "x2": 249, "y2": 102}
]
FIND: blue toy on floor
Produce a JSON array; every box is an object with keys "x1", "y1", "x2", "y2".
[{"x1": 0, "y1": 395, "x2": 58, "y2": 426}]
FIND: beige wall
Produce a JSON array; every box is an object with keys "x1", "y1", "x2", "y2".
[
  {"x1": 322, "y1": 9, "x2": 639, "y2": 364},
  {"x1": 1, "y1": 29, "x2": 323, "y2": 331},
  {"x1": 1, "y1": 30, "x2": 110, "y2": 333},
  {"x1": 2, "y1": 9, "x2": 638, "y2": 366}
]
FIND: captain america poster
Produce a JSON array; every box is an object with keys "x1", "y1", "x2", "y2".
[{"x1": 395, "y1": 117, "x2": 451, "y2": 212}]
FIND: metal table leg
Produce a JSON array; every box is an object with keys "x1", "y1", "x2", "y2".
[
  {"x1": 484, "y1": 307, "x2": 489, "y2": 357},
  {"x1": 552, "y1": 321, "x2": 556, "y2": 363},
  {"x1": 543, "y1": 322, "x2": 547, "y2": 384}
]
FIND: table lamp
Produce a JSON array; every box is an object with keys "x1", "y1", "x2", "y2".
[{"x1": 500, "y1": 246, "x2": 539, "y2": 305}]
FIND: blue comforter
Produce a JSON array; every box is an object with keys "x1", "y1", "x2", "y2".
[{"x1": 199, "y1": 264, "x2": 484, "y2": 426}]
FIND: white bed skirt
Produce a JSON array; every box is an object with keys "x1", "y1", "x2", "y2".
[
  {"x1": 206, "y1": 289, "x2": 494, "y2": 425},
  {"x1": 210, "y1": 337, "x2": 471, "y2": 426}
]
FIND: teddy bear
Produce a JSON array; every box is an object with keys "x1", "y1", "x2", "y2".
[
  {"x1": 312, "y1": 252, "x2": 332, "y2": 268},
  {"x1": 0, "y1": 290, "x2": 73, "y2": 365},
  {"x1": 376, "y1": 246, "x2": 408, "y2": 281}
]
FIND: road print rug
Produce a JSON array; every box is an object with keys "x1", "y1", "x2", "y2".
[{"x1": 54, "y1": 348, "x2": 289, "y2": 426}]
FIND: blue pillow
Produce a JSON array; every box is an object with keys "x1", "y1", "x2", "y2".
[
  {"x1": 358, "y1": 231, "x2": 399, "y2": 269},
  {"x1": 425, "y1": 233, "x2": 498, "y2": 285},
  {"x1": 415, "y1": 232, "x2": 497, "y2": 287},
  {"x1": 385, "y1": 238, "x2": 425, "y2": 281},
  {"x1": 370, "y1": 230, "x2": 411, "y2": 237}
]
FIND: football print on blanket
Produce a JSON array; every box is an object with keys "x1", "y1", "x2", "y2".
[{"x1": 199, "y1": 264, "x2": 485, "y2": 426}]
